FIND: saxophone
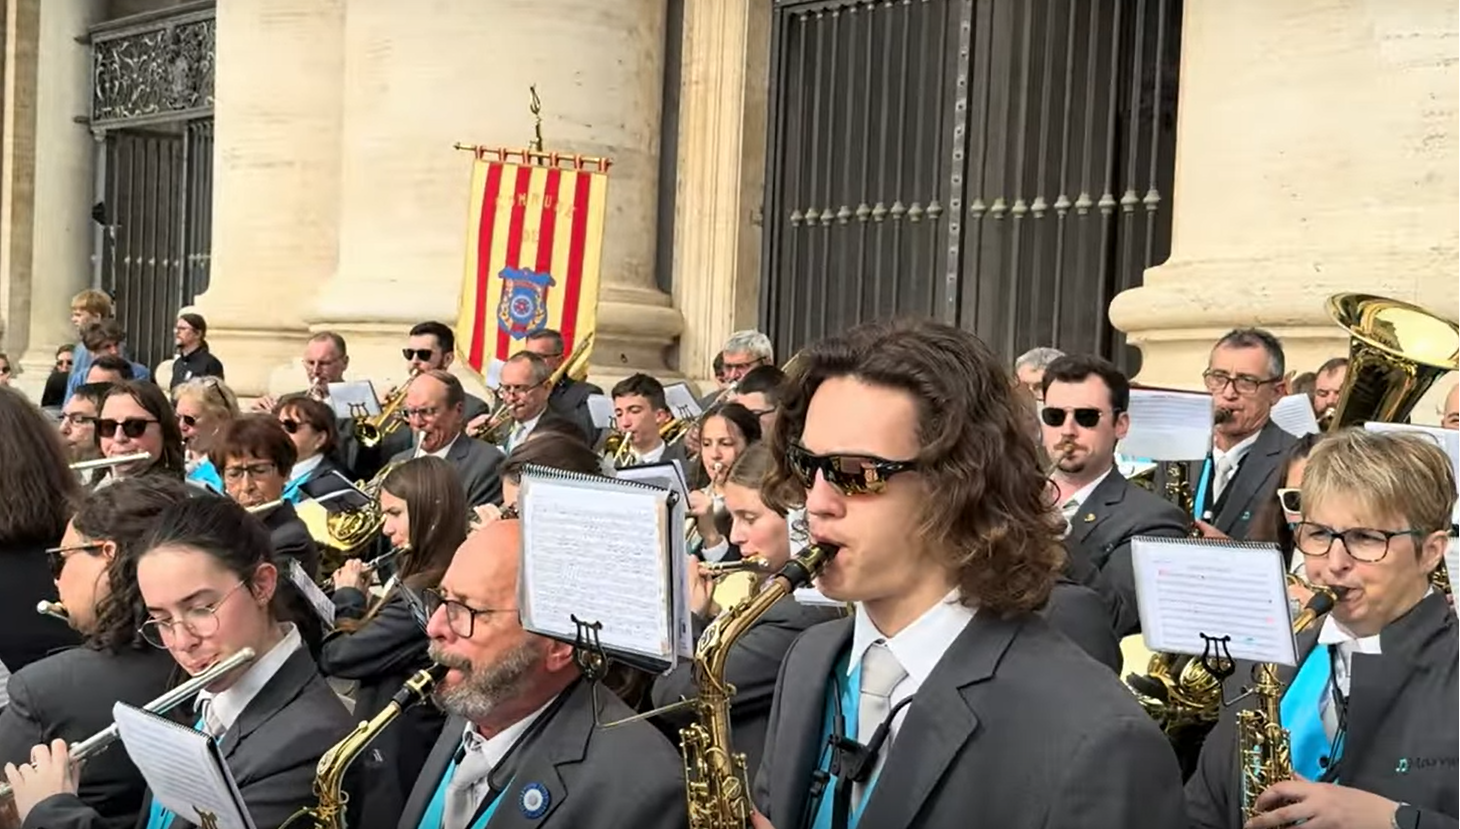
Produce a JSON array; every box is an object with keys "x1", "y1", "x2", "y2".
[
  {"x1": 282, "y1": 664, "x2": 447, "y2": 829},
  {"x1": 1238, "y1": 585, "x2": 1341, "y2": 822},
  {"x1": 681, "y1": 542, "x2": 840, "y2": 829}
]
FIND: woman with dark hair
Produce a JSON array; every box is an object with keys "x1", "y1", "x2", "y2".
[
  {"x1": 94, "y1": 381, "x2": 187, "y2": 483},
  {"x1": 0, "y1": 388, "x2": 81, "y2": 671},
  {"x1": 688, "y1": 401, "x2": 762, "y2": 561},
  {"x1": 0, "y1": 478, "x2": 190, "y2": 828},
  {"x1": 271, "y1": 394, "x2": 350, "y2": 502},
  {"x1": 5, "y1": 497, "x2": 355, "y2": 829},
  {"x1": 319, "y1": 457, "x2": 465, "y2": 829}
]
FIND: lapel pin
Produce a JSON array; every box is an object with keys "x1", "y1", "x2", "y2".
[
  {"x1": 520, "y1": 782, "x2": 551, "y2": 819},
  {"x1": 1083, "y1": 513, "x2": 1096, "y2": 523},
  {"x1": 1395, "y1": 758, "x2": 1410, "y2": 774},
  {"x1": 1240, "y1": 510, "x2": 1252, "y2": 521}
]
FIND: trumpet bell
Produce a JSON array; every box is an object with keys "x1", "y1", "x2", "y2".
[{"x1": 1325, "y1": 293, "x2": 1459, "y2": 430}]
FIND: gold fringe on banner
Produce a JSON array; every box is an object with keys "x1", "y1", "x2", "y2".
[{"x1": 452, "y1": 143, "x2": 612, "y2": 173}]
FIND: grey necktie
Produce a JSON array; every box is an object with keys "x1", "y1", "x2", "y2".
[
  {"x1": 196, "y1": 698, "x2": 224, "y2": 738},
  {"x1": 1212, "y1": 454, "x2": 1237, "y2": 501},
  {"x1": 443, "y1": 746, "x2": 495, "y2": 829},
  {"x1": 1059, "y1": 498, "x2": 1080, "y2": 538},
  {"x1": 854, "y1": 641, "x2": 908, "y2": 804}
]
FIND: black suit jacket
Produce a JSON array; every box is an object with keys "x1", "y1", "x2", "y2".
[
  {"x1": 1186, "y1": 592, "x2": 1459, "y2": 828},
  {"x1": 651, "y1": 597, "x2": 843, "y2": 777},
  {"x1": 25, "y1": 647, "x2": 354, "y2": 829},
  {"x1": 548, "y1": 377, "x2": 602, "y2": 445},
  {"x1": 0, "y1": 647, "x2": 176, "y2": 829},
  {"x1": 390, "y1": 433, "x2": 504, "y2": 507},
  {"x1": 397, "y1": 679, "x2": 687, "y2": 829},
  {"x1": 753, "y1": 612, "x2": 1186, "y2": 829},
  {"x1": 260, "y1": 504, "x2": 326, "y2": 659},
  {"x1": 1041, "y1": 578, "x2": 1123, "y2": 673},
  {"x1": 1204, "y1": 420, "x2": 1296, "y2": 540},
  {"x1": 1064, "y1": 469, "x2": 1190, "y2": 636},
  {"x1": 296, "y1": 455, "x2": 356, "y2": 500},
  {"x1": 0, "y1": 541, "x2": 81, "y2": 672}
]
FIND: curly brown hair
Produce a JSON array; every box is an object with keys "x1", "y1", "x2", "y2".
[{"x1": 763, "y1": 318, "x2": 1065, "y2": 617}]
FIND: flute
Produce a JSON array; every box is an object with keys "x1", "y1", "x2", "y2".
[
  {"x1": 0, "y1": 647, "x2": 257, "y2": 800},
  {"x1": 36, "y1": 601, "x2": 68, "y2": 622},
  {"x1": 69, "y1": 452, "x2": 151, "y2": 472}
]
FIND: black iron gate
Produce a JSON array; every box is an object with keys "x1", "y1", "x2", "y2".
[
  {"x1": 760, "y1": 0, "x2": 1181, "y2": 374},
  {"x1": 89, "y1": 1, "x2": 215, "y2": 373}
]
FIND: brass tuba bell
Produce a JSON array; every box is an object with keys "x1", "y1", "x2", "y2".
[{"x1": 1322, "y1": 293, "x2": 1458, "y2": 431}]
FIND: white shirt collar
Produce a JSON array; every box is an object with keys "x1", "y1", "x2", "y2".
[
  {"x1": 287, "y1": 453, "x2": 324, "y2": 483},
  {"x1": 635, "y1": 440, "x2": 667, "y2": 464},
  {"x1": 847, "y1": 590, "x2": 975, "y2": 682},
  {"x1": 417, "y1": 431, "x2": 464, "y2": 460},
  {"x1": 1316, "y1": 615, "x2": 1383, "y2": 654},
  {"x1": 195, "y1": 624, "x2": 303, "y2": 733},
  {"x1": 1061, "y1": 466, "x2": 1114, "y2": 510},
  {"x1": 459, "y1": 693, "x2": 559, "y2": 769},
  {"x1": 1213, "y1": 429, "x2": 1261, "y2": 467}
]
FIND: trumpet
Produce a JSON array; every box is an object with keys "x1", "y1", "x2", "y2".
[
  {"x1": 0, "y1": 647, "x2": 257, "y2": 801},
  {"x1": 355, "y1": 371, "x2": 418, "y2": 449},
  {"x1": 69, "y1": 452, "x2": 152, "y2": 472},
  {"x1": 36, "y1": 601, "x2": 68, "y2": 622},
  {"x1": 699, "y1": 556, "x2": 770, "y2": 578}
]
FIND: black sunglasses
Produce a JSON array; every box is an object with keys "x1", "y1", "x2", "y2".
[
  {"x1": 402, "y1": 348, "x2": 435, "y2": 362},
  {"x1": 1039, "y1": 407, "x2": 1115, "y2": 429},
  {"x1": 279, "y1": 418, "x2": 302, "y2": 434},
  {"x1": 97, "y1": 418, "x2": 156, "y2": 439},
  {"x1": 178, "y1": 413, "x2": 198, "y2": 428},
  {"x1": 786, "y1": 443, "x2": 917, "y2": 495},
  {"x1": 45, "y1": 541, "x2": 104, "y2": 580}
]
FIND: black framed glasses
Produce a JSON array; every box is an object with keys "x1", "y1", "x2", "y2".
[
  {"x1": 60, "y1": 412, "x2": 95, "y2": 427},
  {"x1": 1202, "y1": 370, "x2": 1280, "y2": 396},
  {"x1": 786, "y1": 442, "x2": 918, "y2": 496},
  {"x1": 1039, "y1": 407, "x2": 1116, "y2": 429},
  {"x1": 1276, "y1": 488, "x2": 1301, "y2": 514},
  {"x1": 223, "y1": 462, "x2": 277, "y2": 482},
  {"x1": 1294, "y1": 521, "x2": 1423, "y2": 563},
  {"x1": 402, "y1": 348, "x2": 435, "y2": 362},
  {"x1": 178, "y1": 413, "x2": 198, "y2": 428},
  {"x1": 44, "y1": 541, "x2": 104, "y2": 580},
  {"x1": 96, "y1": 418, "x2": 157, "y2": 439},
  {"x1": 420, "y1": 588, "x2": 516, "y2": 638},
  {"x1": 138, "y1": 582, "x2": 247, "y2": 648}
]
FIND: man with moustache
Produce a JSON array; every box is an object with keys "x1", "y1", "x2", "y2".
[
  {"x1": 494, "y1": 352, "x2": 576, "y2": 454},
  {"x1": 399, "y1": 520, "x2": 687, "y2": 829},
  {"x1": 388, "y1": 370, "x2": 503, "y2": 507},
  {"x1": 1194, "y1": 328, "x2": 1297, "y2": 540},
  {"x1": 522, "y1": 329, "x2": 601, "y2": 444},
  {"x1": 1041, "y1": 355, "x2": 1188, "y2": 636},
  {"x1": 1310, "y1": 357, "x2": 1348, "y2": 424}
]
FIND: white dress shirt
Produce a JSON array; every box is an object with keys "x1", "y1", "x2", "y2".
[
  {"x1": 633, "y1": 440, "x2": 668, "y2": 465},
  {"x1": 450, "y1": 694, "x2": 558, "y2": 821},
  {"x1": 502, "y1": 412, "x2": 544, "y2": 454},
  {"x1": 417, "y1": 432, "x2": 464, "y2": 460},
  {"x1": 194, "y1": 624, "x2": 303, "y2": 735},
  {"x1": 1210, "y1": 430, "x2": 1261, "y2": 501},
  {"x1": 1313, "y1": 615, "x2": 1383, "y2": 741},
  {"x1": 1057, "y1": 467, "x2": 1114, "y2": 535},
  {"x1": 846, "y1": 591, "x2": 975, "y2": 745},
  {"x1": 286, "y1": 453, "x2": 324, "y2": 485}
]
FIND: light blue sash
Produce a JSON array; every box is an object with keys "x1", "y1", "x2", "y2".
[
  {"x1": 417, "y1": 749, "x2": 510, "y2": 829},
  {"x1": 809, "y1": 656, "x2": 882, "y2": 829},
  {"x1": 1280, "y1": 645, "x2": 1340, "y2": 782},
  {"x1": 1192, "y1": 456, "x2": 1213, "y2": 521}
]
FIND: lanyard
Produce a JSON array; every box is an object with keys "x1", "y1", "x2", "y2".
[
  {"x1": 804, "y1": 656, "x2": 909, "y2": 829},
  {"x1": 417, "y1": 756, "x2": 510, "y2": 829}
]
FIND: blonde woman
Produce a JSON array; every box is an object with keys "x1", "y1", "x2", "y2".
[{"x1": 172, "y1": 377, "x2": 240, "y2": 492}]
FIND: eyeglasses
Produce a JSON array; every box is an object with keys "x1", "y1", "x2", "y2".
[
  {"x1": 223, "y1": 462, "x2": 276, "y2": 482},
  {"x1": 60, "y1": 413, "x2": 95, "y2": 427},
  {"x1": 1294, "y1": 521, "x2": 1423, "y2": 563},
  {"x1": 44, "y1": 541, "x2": 105, "y2": 580},
  {"x1": 178, "y1": 413, "x2": 198, "y2": 428},
  {"x1": 402, "y1": 348, "x2": 435, "y2": 362},
  {"x1": 403, "y1": 406, "x2": 441, "y2": 420},
  {"x1": 1276, "y1": 488, "x2": 1301, "y2": 514},
  {"x1": 138, "y1": 581, "x2": 247, "y2": 648},
  {"x1": 97, "y1": 418, "x2": 157, "y2": 439},
  {"x1": 421, "y1": 588, "x2": 516, "y2": 638},
  {"x1": 1202, "y1": 370, "x2": 1279, "y2": 397},
  {"x1": 498, "y1": 384, "x2": 542, "y2": 396},
  {"x1": 786, "y1": 442, "x2": 918, "y2": 496},
  {"x1": 279, "y1": 418, "x2": 301, "y2": 434},
  {"x1": 1039, "y1": 407, "x2": 1116, "y2": 429}
]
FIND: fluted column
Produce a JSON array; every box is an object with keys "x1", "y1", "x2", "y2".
[
  {"x1": 1109, "y1": 0, "x2": 1458, "y2": 417},
  {"x1": 192, "y1": 0, "x2": 345, "y2": 397},
  {"x1": 671, "y1": 0, "x2": 771, "y2": 392},
  {"x1": 307, "y1": 0, "x2": 681, "y2": 391}
]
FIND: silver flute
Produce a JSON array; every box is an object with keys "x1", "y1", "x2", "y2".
[
  {"x1": 68, "y1": 452, "x2": 152, "y2": 472},
  {"x1": 0, "y1": 647, "x2": 258, "y2": 799}
]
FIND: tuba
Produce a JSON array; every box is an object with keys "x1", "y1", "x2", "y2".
[
  {"x1": 471, "y1": 332, "x2": 596, "y2": 444},
  {"x1": 354, "y1": 371, "x2": 419, "y2": 449},
  {"x1": 1321, "y1": 293, "x2": 1458, "y2": 431}
]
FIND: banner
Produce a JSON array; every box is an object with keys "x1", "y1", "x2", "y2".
[{"x1": 456, "y1": 150, "x2": 609, "y2": 377}]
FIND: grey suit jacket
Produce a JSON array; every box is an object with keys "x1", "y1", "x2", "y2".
[
  {"x1": 396, "y1": 679, "x2": 687, "y2": 829},
  {"x1": 1204, "y1": 420, "x2": 1296, "y2": 540},
  {"x1": 1041, "y1": 579, "x2": 1123, "y2": 673},
  {"x1": 390, "y1": 433, "x2": 504, "y2": 507},
  {"x1": 753, "y1": 612, "x2": 1186, "y2": 829},
  {"x1": 0, "y1": 647, "x2": 176, "y2": 829},
  {"x1": 24, "y1": 647, "x2": 353, "y2": 829},
  {"x1": 1065, "y1": 469, "x2": 1190, "y2": 636},
  {"x1": 1187, "y1": 592, "x2": 1459, "y2": 828}
]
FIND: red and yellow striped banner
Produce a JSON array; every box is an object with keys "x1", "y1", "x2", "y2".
[{"x1": 456, "y1": 150, "x2": 609, "y2": 375}]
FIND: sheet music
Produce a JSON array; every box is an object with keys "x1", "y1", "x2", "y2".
[
  {"x1": 662, "y1": 383, "x2": 704, "y2": 421},
  {"x1": 1364, "y1": 422, "x2": 1460, "y2": 523},
  {"x1": 518, "y1": 473, "x2": 677, "y2": 667},
  {"x1": 113, "y1": 703, "x2": 256, "y2": 829},
  {"x1": 285, "y1": 559, "x2": 335, "y2": 624},
  {"x1": 1119, "y1": 389, "x2": 1214, "y2": 461},
  {"x1": 1271, "y1": 393, "x2": 1322, "y2": 437},
  {"x1": 1132, "y1": 537, "x2": 1298, "y2": 666},
  {"x1": 586, "y1": 394, "x2": 615, "y2": 429},
  {"x1": 325, "y1": 381, "x2": 380, "y2": 419},
  {"x1": 616, "y1": 461, "x2": 691, "y2": 509}
]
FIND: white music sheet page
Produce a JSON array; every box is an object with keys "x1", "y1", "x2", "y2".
[
  {"x1": 324, "y1": 381, "x2": 380, "y2": 419},
  {"x1": 1364, "y1": 422, "x2": 1460, "y2": 524},
  {"x1": 285, "y1": 558, "x2": 336, "y2": 625},
  {"x1": 1120, "y1": 389, "x2": 1213, "y2": 461},
  {"x1": 585, "y1": 394, "x2": 615, "y2": 429},
  {"x1": 662, "y1": 383, "x2": 704, "y2": 421},
  {"x1": 1271, "y1": 393, "x2": 1322, "y2": 437},
  {"x1": 113, "y1": 702, "x2": 255, "y2": 829},
  {"x1": 1132, "y1": 537, "x2": 1298, "y2": 666},
  {"x1": 518, "y1": 473, "x2": 676, "y2": 669}
]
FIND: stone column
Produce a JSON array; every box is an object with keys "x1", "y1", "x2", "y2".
[
  {"x1": 192, "y1": 0, "x2": 345, "y2": 397},
  {"x1": 671, "y1": 0, "x2": 771, "y2": 394},
  {"x1": 307, "y1": 0, "x2": 681, "y2": 392},
  {"x1": 1108, "y1": 0, "x2": 1458, "y2": 417},
  {"x1": 0, "y1": 0, "x2": 41, "y2": 395}
]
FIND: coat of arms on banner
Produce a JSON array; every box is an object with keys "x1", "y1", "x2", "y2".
[{"x1": 496, "y1": 267, "x2": 556, "y2": 339}]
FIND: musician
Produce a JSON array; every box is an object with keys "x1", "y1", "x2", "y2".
[
  {"x1": 1013, "y1": 346, "x2": 1064, "y2": 403},
  {"x1": 750, "y1": 319, "x2": 1185, "y2": 829},
  {"x1": 1311, "y1": 357, "x2": 1348, "y2": 421},
  {"x1": 174, "y1": 377, "x2": 240, "y2": 493},
  {"x1": 691, "y1": 403, "x2": 762, "y2": 563},
  {"x1": 732, "y1": 365, "x2": 787, "y2": 434},
  {"x1": 494, "y1": 352, "x2": 577, "y2": 453},
  {"x1": 322, "y1": 457, "x2": 464, "y2": 829},
  {"x1": 168, "y1": 313, "x2": 225, "y2": 390},
  {"x1": 698, "y1": 331, "x2": 773, "y2": 410},
  {"x1": 474, "y1": 432, "x2": 605, "y2": 526},
  {"x1": 610, "y1": 373, "x2": 685, "y2": 468},
  {"x1": 5, "y1": 497, "x2": 356, "y2": 829},
  {"x1": 92, "y1": 381, "x2": 187, "y2": 483},
  {"x1": 1193, "y1": 328, "x2": 1297, "y2": 541},
  {"x1": 391, "y1": 370, "x2": 504, "y2": 507},
  {"x1": 524, "y1": 329, "x2": 601, "y2": 444},
  {"x1": 0, "y1": 478, "x2": 189, "y2": 828},
  {"x1": 652, "y1": 444, "x2": 842, "y2": 775},
  {"x1": 1186, "y1": 429, "x2": 1459, "y2": 829},
  {"x1": 397, "y1": 520, "x2": 687, "y2": 829},
  {"x1": 62, "y1": 290, "x2": 114, "y2": 405},
  {"x1": 1040, "y1": 355, "x2": 1189, "y2": 636},
  {"x1": 82, "y1": 356, "x2": 133, "y2": 386},
  {"x1": 1442, "y1": 383, "x2": 1457, "y2": 431},
  {"x1": 58, "y1": 383, "x2": 109, "y2": 467},
  {"x1": 252, "y1": 331, "x2": 351, "y2": 413},
  {"x1": 272, "y1": 394, "x2": 352, "y2": 502},
  {"x1": 1247, "y1": 433, "x2": 1320, "y2": 578},
  {"x1": 0, "y1": 389, "x2": 81, "y2": 671}
]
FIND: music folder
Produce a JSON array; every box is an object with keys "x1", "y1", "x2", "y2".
[{"x1": 112, "y1": 702, "x2": 256, "y2": 829}]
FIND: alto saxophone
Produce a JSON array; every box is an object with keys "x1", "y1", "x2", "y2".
[
  {"x1": 1238, "y1": 585, "x2": 1341, "y2": 822},
  {"x1": 682, "y1": 542, "x2": 840, "y2": 829},
  {"x1": 282, "y1": 664, "x2": 447, "y2": 829}
]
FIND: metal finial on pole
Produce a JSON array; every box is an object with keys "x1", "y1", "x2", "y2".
[{"x1": 529, "y1": 85, "x2": 544, "y2": 152}]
